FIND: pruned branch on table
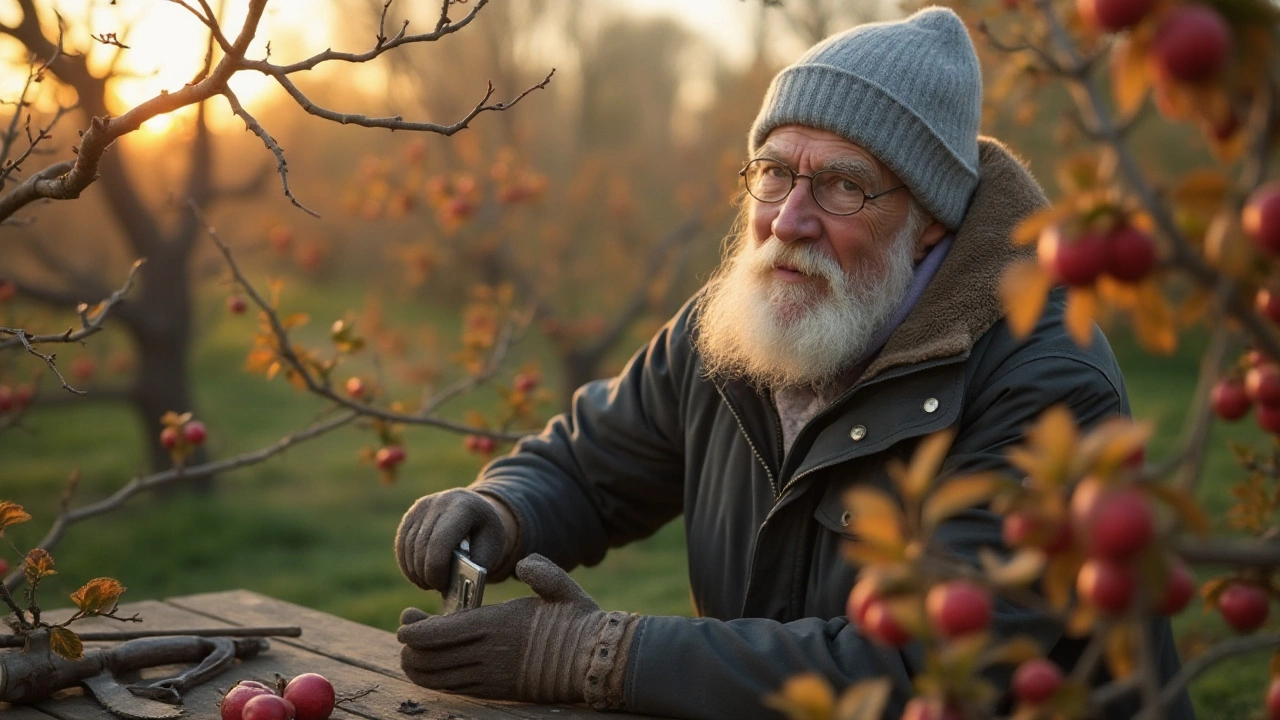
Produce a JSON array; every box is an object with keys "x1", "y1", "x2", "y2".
[
  {"x1": 0, "y1": 0, "x2": 553, "y2": 225},
  {"x1": 190, "y1": 202, "x2": 537, "y2": 441}
]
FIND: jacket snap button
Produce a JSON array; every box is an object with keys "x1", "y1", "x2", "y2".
[
  {"x1": 923, "y1": 397, "x2": 939, "y2": 413},
  {"x1": 840, "y1": 510, "x2": 852, "y2": 526},
  {"x1": 849, "y1": 425, "x2": 866, "y2": 441}
]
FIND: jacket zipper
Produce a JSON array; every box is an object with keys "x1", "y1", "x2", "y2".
[{"x1": 714, "y1": 384, "x2": 779, "y2": 497}]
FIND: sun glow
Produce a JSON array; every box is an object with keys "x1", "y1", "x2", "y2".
[{"x1": 2, "y1": 0, "x2": 340, "y2": 138}]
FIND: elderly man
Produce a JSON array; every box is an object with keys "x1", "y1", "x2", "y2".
[{"x1": 394, "y1": 7, "x2": 1192, "y2": 719}]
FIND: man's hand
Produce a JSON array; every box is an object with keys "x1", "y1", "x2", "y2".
[
  {"x1": 397, "y1": 554, "x2": 637, "y2": 708},
  {"x1": 395, "y1": 488, "x2": 508, "y2": 591}
]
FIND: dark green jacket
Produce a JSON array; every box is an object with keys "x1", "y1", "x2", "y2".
[{"x1": 474, "y1": 140, "x2": 1193, "y2": 719}]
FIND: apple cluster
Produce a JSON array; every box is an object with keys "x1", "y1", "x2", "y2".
[
  {"x1": 1038, "y1": 219, "x2": 1157, "y2": 287},
  {"x1": 220, "y1": 674, "x2": 336, "y2": 720},
  {"x1": 159, "y1": 418, "x2": 207, "y2": 451},
  {"x1": 1079, "y1": 0, "x2": 1232, "y2": 84}
]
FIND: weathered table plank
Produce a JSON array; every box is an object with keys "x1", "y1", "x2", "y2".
[{"x1": 3, "y1": 590, "x2": 662, "y2": 719}]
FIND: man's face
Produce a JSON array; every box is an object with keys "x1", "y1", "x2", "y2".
[{"x1": 694, "y1": 126, "x2": 942, "y2": 390}]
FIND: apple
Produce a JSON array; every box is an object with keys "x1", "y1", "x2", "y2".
[
  {"x1": 1245, "y1": 182, "x2": 1280, "y2": 255},
  {"x1": 1266, "y1": 677, "x2": 1280, "y2": 720},
  {"x1": 1211, "y1": 379, "x2": 1252, "y2": 421},
  {"x1": 1155, "y1": 558, "x2": 1195, "y2": 616},
  {"x1": 160, "y1": 427, "x2": 180, "y2": 450},
  {"x1": 1259, "y1": 289, "x2": 1280, "y2": 323},
  {"x1": 847, "y1": 576, "x2": 880, "y2": 626},
  {"x1": 1077, "y1": 0, "x2": 1154, "y2": 32},
  {"x1": 1077, "y1": 558, "x2": 1136, "y2": 614},
  {"x1": 513, "y1": 372, "x2": 540, "y2": 393},
  {"x1": 1086, "y1": 488, "x2": 1153, "y2": 561},
  {"x1": 1012, "y1": 657, "x2": 1063, "y2": 704},
  {"x1": 227, "y1": 295, "x2": 248, "y2": 315},
  {"x1": 345, "y1": 377, "x2": 366, "y2": 400},
  {"x1": 1105, "y1": 226, "x2": 1157, "y2": 282},
  {"x1": 1259, "y1": 403, "x2": 1280, "y2": 435},
  {"x1": 375, "y1": 445, "x2": 406, "y2": 470},
  {"x1": 0, "y1": 386, "x2": 12, "y2": 412},
  {"x1": 242, "y1": 693, "x2": 295, "y2": 720},
  {"x1": 220, "y1": 682, "x2": 274, "y2": 720},
  {"x1": 862, "y1": 600, "x2": 911, "y2": 646},
  {"x1": 925, "y1": 580, "x2": 992, "y2": 639},
  {"x1": 901, "y1": 698, "x2": 963, "y2": 720},
  {"x1": 182, "y1": 421, "x2": 208, "y2": 446},
  {"x1": 1152, "y1": 4, "x2": 1231, "y2": 84},
  {"x1": 1069, "y1": 477, "x2": 1107, "y2": 536},
  {"x1": 283, "y1": 673, "x2": 335, "y2": 720},
  {"x1": 1246, "y1": 365, "x2": 1280, "y2": 406},
  {"x1": 1218, "y1": 583, "x2": 1270, "y2": 633},
  {"x1": 0, "y1": 557, "x2": 9, "y2": 576},
  {"x1": 1040, "y1": 226, "x2": 1107, "y2": 287}
]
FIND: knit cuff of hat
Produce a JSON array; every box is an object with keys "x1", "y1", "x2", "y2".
[{"x1": 750, "y1": 64, "x2": 977, "y2": 230}]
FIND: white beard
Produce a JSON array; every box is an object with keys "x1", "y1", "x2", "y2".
[{"x1": 694, "y1": 219, "x2": 920, "y2": 392}]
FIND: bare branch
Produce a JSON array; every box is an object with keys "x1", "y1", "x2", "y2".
[
  {"x1": 0, "y1": 259, "x2": 143, "y2": 352},
  {"x1": 2, "y1": 410, "x2": 358, "y2": 592},
  {"x1": 222, "y1": 89, "x2": 319, "y2": 217},
  {"x1": 164, "y1": 0, "x2": 233, "y2": 56},
  {"x1": 88, "y1": 32, "x2": 128, "y2": 49},
  {"x1": 190, "y1": 202, "x2": 536, "y2": 441},
  {"x1": 262, "y1": 68, "x2": 555, "y2": 136}
]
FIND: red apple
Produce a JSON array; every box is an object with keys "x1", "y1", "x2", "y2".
[
  {"x1": 901, "y1": 698, "x2": 963, "y2": 720},
  {"x1": 345, "y1": 377, "x2": 366, "y2": 400},
  {"x1": 1218, "y1": 583, "x2": 1270, "y2": 633},
  {"x1": 1155, "y1": 558, "x2": 1195, "y2": 616},
  {"x1": 925, "y1": 580, "x2": 993, "y2": 639},
  {"x1": 1245, "y1": 182, "x2": 1280, "y2": 255},
  {"x1": 1259, "y1": 288, "x2": 1280, "y2": 323},
  {"x1": 1040, "y1": 226, "x2": 1108, "y2": 287},
  {"x1": 1105, "y1": 226, "x2": 1157, "y2": 282},
  {"x1": 220, "y1": 683, "x2": 274, "y2": 720},
  {"x1": 375, "y1": 445, "x2": 406, "y2": 470},
  {"x1": 1078, "y1": 0, "x2": 1155, "y2": 31},
  {"x1": 1077, "y1": 558, "x2": 1136, "y2": 614},
  {"x1": 1259, "y1": 403, "x2": 1280, "y2": 434},
  {"x1": 0, "y1": 557, "x2": 9, "y2": 576},
  {"x1": 242, "y1": 693, "x2": 295, "y2": 720},
  {"x1": 182, "y1": 421, "x2": 207, "y2": 446},
  {"x1": 227, "y1": 295, "x2": 248, "y2": 315},
  {"x1": 862, "y1": 600, "x2": 911, "y2": 646},
  {"x1": 847, "y1": 576, "x2": 881, "y2": 626},
  {"x1": 1247, "y1": 365, "x2": 1280, "y2": 406},
  {"x1": 1069, "y1": 477, "x2": 1107, "y2": 536},
  {"x1": 1152, "y1": 4, "x2": 1231, "y2": 84},
  {"x1": 1266, "y1": 677, "x2": 1280, "y2": 720},
  {"x1": 0, "y1": 386, "x2": 12, "y2": 413},
  {"x1": 160, "y1": 427, "x2": 180, "y2": 450},
  {"x1": 1013, "y1": 657, "x2": 1063, "y2": 704},
  {"x1": 513, "y1": 372, "x2": 540, "y2": 393},
  {"x1": 1211, "y1": 379, "x2": 1252, "y2": 421},
  {"x1": 283, "y1": 673, "x2": 335, "y2": 720},
  {"x1": 1086, "y1": 488, "x2": 1154, "y2": 561}
]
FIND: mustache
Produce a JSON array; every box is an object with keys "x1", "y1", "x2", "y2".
[{"x1": 746, "y1": 240, "x2": 843, "y2": 283}]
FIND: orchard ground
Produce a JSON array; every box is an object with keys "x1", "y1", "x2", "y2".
[{"x1": 1, "y1": 274, "x2": 1273, "y2": 716}]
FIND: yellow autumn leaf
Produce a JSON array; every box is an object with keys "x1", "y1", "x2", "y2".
[
  {"x1": 1065, "y1": 287, "x2": 1096, "y2": 348},
  {"x1": 1146, "y1": 483, "x2": 1211, "y2": 536},
  {"x1": 897, "y1": 429, "x2": 956, "y2": 506},
  {"x1": 1012, "y1": 205, "x2": 1071, "y2": 247},
  {"x1": 843, "y1": 487, "x2": 905, "y2": 548},
  {"x1": 49, "y1": 626, "x2": 84, "y2": 660},
  {"x1": 979, "y1": 546, "x2": 1048, "y2": 587},
  {"x1": 1044, "y1": 553, "x2": 1084, "y2": 611},
  {"x1": 70, "y1": 577, "x2": 127, "y2": 616},
  {"x1": 281, "y1": 312, "x2": 310, "y2": 331},
  {"x1": 981, "y1": 636, "x2": 1045, "y2": 667},
  {"x1": 1104, "y1": 623, "x2": 1136, "y2": 679},
  {"x1": 1132, "y1": 281, "x2": 1177, "y2": 355},
  {"x1": 0, "y1": 501, "x2": 32, "y2": 536},
  {"x1": 999, "y1": 260, "x2": 1052, "y2": 339},
  {"x1": 1109, "y1": 35, "x2": 1150, "y2": 117},
  {"x1": 921, "y1": 473, "x2": 1004, "y2": 532},
  {"x1": 1076, "y1": 416, "x2": 1152, "y2": 476},
  {"x1": 833, "y1": 678, "x2": 891, "y2": 720},
  {"x1": 763, "y1": 673, "x2": 836, "y2": 720}
]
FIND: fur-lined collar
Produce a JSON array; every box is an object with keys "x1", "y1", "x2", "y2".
[{"x1": 858, "y1": 137, "x2": 1046, "y2": 383}]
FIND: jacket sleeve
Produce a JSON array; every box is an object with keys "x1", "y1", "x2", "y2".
[
  {"x1": 623, "y1": 312, "x2": 1132, "y2": 720},
  {"x1": 470, "y1": 301, "x2": 697, "y2": 572}
]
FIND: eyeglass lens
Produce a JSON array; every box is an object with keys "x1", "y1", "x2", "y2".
[{"x1": 742, "y1": 159, "x2": 866, "y2": 215}]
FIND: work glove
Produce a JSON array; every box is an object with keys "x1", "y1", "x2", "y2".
[
  {"x1": 397, "y1": 553, "x2": 639, "y2": 709},
  {"x1": 395, "y1": 488, "x2": 508, "y2": 591}
]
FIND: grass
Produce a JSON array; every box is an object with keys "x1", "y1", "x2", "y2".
[{"x1": 1, "y1": 281, "x2": 1272, "y2": 716}]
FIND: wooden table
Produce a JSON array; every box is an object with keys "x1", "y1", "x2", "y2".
[{"x1": 2, "y1": 590, "x2": 657, "y2": 719}]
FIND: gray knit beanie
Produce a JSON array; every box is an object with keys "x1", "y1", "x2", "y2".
[{"x1": 748, "y1": 7, "x2": 982, "y2": 230}]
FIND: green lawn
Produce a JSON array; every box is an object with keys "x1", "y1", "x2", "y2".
[{"x1": 1, "y1": 284, "x2": 1272, "y2": 716}]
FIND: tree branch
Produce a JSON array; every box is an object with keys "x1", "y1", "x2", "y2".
[{"x1": 222, "y1": 89, "x2": 318, "y2": 217}]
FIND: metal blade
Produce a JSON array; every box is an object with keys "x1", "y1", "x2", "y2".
[{"x1": 82, "y1": 671, "x2": 182, "y2": 720}]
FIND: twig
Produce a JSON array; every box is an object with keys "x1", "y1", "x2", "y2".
[
  {"x1": 1158, "y1": 633, "x2": 1280, "y2": 711},
  {"x1": 1173, "y1": 537, "x2": 1280, "y2": 568},
  {"x1": 221, "y1": 89, "x2": 318, "y2": 217}
]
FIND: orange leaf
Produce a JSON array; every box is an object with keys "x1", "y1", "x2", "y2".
[
  {"x1": 979, "y1": 546, "x2": 1047, "y2": 587},
  {"x1": 1065, "y1": 287, "x2": 1096, "y2": 348},
  {"x1": 981, "y1": 636, "x2": 1045, "y2": 667},
  {"x1": 843, "y1": 487, "x2": 905, "y2": 548},
  {"x1": 23, "y1": 548, "x2": 55, "y2": 584},
  {"x1": 70, "y1": 577, "x2": 126, "y2": 616},
  {"x1": 1104, "y1": 623, "x2": 1136, "y2": 679},
  {"x1": 763, "y1": 673, "x2": 836, "y2": 720},
  {"x1": 922, "y1": 473, "x2": 1004, "y2": 533},
  {"x1": 1109, "y1": 35, "x2": 1150, "y2": 118},
  {"x1": 49, "y1": 626, "x2": 83, "y2": 660},
  {"x1": 0, "y1": 501, "x2": 32, "y2": 536},
  {"x1": 1146, "y1": 483, "x2": 1211, "y2": 536},
  {"x1": 1013, "y1": 206, "x2": 1069, "y2": 247},
  {"x1": 1132, "y1": 281, "x2": 1177, "y2": 355},
  {"x1": 1000, "y1": 260, "x2": 1052, "y2": 339},
  {"x1": 899, "y1": 428, "x2": 957, "y2": 505}
]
